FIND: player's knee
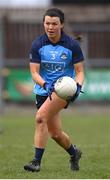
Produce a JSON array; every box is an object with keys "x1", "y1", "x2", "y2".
[
  {"x1": 35, "y1": 112, "x2": 46, "y2": 125},
  {"x1": 36, "y1": 117, "x2": 43, "y2": 124}
]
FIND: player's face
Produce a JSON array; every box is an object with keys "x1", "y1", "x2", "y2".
[{"x1": 44, "y1": 16, "x2": 64, "y2": 42}]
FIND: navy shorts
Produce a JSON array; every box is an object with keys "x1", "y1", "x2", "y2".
[
  {"x1": 35, "y1": 95, "x2": 48, "y2": 109},
  {"x1": 35, "y1": 94, "x2": 68, "y2": 109}
]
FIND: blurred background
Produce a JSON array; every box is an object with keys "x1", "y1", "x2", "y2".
[{"x1": 0, "y1": 0, "x2": 110, "y2": 112}]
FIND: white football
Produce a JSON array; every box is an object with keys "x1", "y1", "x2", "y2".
[{"x1": 54, "y1": 76, "x2": 77, "y2": 100}]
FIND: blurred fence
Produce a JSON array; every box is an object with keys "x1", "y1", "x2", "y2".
[
  {"x1": 0, "y1": 6, "x2": 110, "y2": 104},
  {"x1": 3, "y1": 17, "x2": 43, "y2": 60}
]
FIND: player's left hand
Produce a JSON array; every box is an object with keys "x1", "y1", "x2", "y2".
[
  {"x1": 67, "y1": 83, "x2": 83, "y2": 103},
  {"x1": 43, "y1": 82, "x2": 54, "y2": 100}
]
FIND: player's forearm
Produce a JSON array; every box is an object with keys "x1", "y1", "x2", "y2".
[
  {"x1": 31, "y1": 72, "x2": 45, "y2": 87},
  {"x1": 74, "y1": 62, "x2": 84, "y2": 86},
  {"x1": 75, "y1": 71, "x2": 84, "y2": 86}
]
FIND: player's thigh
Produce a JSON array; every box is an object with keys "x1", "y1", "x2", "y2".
[{"x1": 37, "y1": 92, "x2": 67, "y2": 120}]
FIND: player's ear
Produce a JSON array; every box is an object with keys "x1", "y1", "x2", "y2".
[{"x1": 61, "y1": 23, "x2": 64, "y2": 29}]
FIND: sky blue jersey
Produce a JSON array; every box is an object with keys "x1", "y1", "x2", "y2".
[{"x1": 29, "y1": 32, "x2": 84, "y2": 96}]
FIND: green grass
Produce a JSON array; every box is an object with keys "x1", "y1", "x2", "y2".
[{"x1": 0, "y1": 106, "x2": 110, "y2": 179}]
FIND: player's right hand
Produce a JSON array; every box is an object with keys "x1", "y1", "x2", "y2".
[{"x1": 43, "y1": 82, "x2": 54, "y2": 100}]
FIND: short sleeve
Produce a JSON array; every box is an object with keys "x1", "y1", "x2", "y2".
[
  {"x1": 29, "y1": 41, "x2": 41, "y2": 63},
  {"x1": 72, "y1": 40, "x2": 84, "y2": 64}
]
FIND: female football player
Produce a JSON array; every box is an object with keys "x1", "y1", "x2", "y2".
[{"x1": 24, "y1": 8, "x2": 84, "y2": 172}]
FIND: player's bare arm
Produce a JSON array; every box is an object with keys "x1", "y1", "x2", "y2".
[
  {"x1": 30, "y1": 62, "x2": 45, "y2": 87},
  {"x1": 74, "y1": 61, "x2": 84, "y2": 86}
]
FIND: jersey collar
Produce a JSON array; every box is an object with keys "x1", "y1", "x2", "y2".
[{"x1": 44, "y1": 31, "x2": 65, "y2": 44}]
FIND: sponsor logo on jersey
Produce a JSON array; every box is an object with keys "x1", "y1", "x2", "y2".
[{"x1": 42, "y1": 61, "x2": 65, "y2": 73}]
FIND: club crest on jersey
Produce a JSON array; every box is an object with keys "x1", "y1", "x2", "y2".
[{"x1": 60, "y1": 53, "x2": 68, "y2": 60}]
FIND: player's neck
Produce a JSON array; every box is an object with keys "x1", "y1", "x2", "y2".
[{"x1": 48, "y1": 33, "x2": 61, "y2": 44}]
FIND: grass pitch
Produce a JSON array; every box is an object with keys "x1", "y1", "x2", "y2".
[{"x1": 0, "y1": 104, "x2": 110, "y2": 179}]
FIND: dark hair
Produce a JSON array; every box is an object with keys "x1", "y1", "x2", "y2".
[{"x1": 43, "y1": 8, "x2": 65, "y2": 24}]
